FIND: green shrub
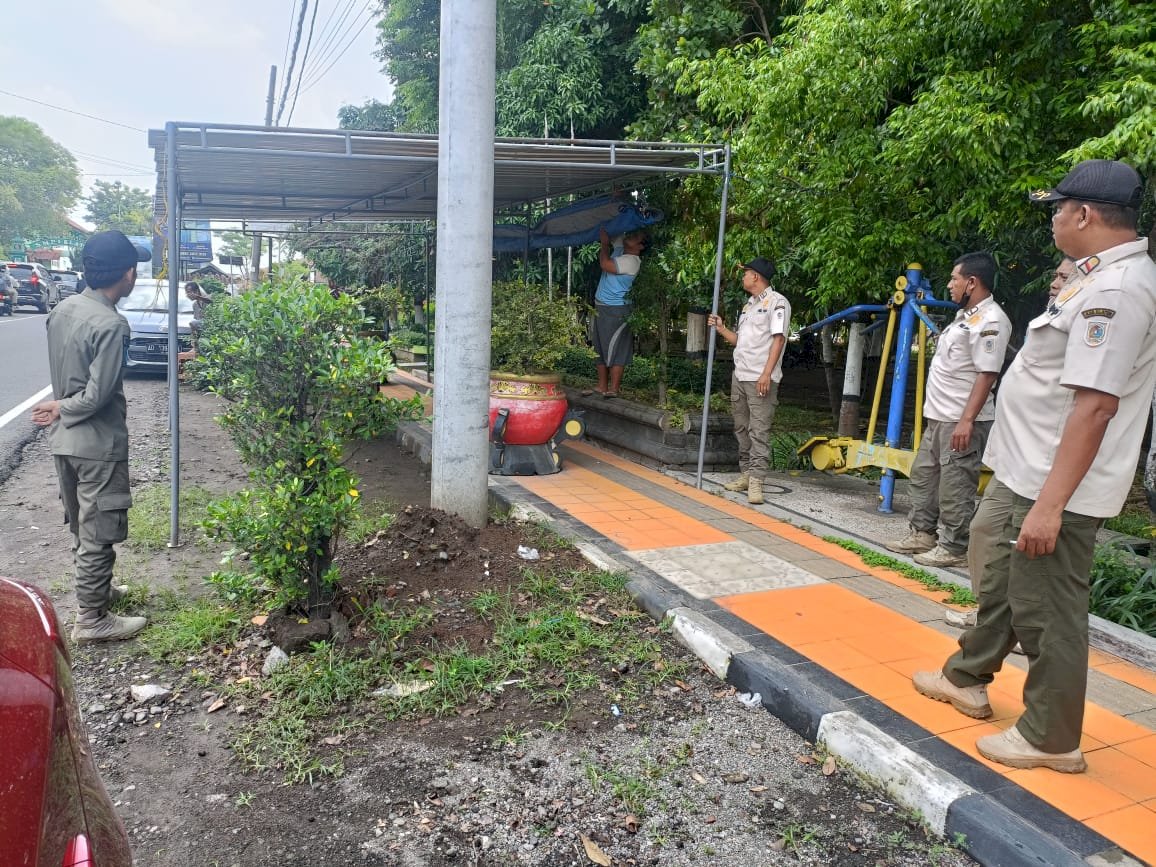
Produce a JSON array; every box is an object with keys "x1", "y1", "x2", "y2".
[
  {"x1": 1089, "y1": 545, "x2": 1156, "y2": 634},
  {"x1": 490, "y1": 281, "x2": 586, "y2": 374},
  {"x1": 557, "y1": 344, "x2": 597, "y2": 379},
  {"x1": 389, "y1": 327, "x2": 428, "y2": 347},
  {"x1": 192, "y1": 279, "x2": 423, "y2": 616}
]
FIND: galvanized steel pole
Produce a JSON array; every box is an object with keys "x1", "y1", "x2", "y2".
[
  {"x1": 430, "y1": 0, "x2": 497, "y2": 527},
  {"x1": 251, "y1": 66, "x2": 277, "y2": 285},
  {"x1": 166, "y1": 122, "x2": 182, "y2": 547},
  {"x1": 695, "y1": 145, "x2": 732, "y2": 488}
]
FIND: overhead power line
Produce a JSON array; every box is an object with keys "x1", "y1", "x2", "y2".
[
  {"x1": 285, "y1": 0, "x2": 323, "y2": 126},
  {"x1": 276, "y1": 0, "x2": 311, "y2": 125},
  {"x1": 71, "y1": 149, "x2": 154, "y2": 172},
  {"x1": 281, "y1": 0, "x2": 299, "y2": 76},
  {"x1": 300, "y1": 0, "x2": 358, "y2": 83},
  {"x1": 305, "y1": 0, "x2": 353, "y2": 73},
  {"x1": 299, "y1": 4, "x2": 377, "y2": 96},
  {"x1": 0, "y1": 88, "x2": 145, "y2": 132}
]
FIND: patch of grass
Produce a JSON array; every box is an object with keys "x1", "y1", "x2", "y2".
[
  {"x1": 582, "y1": 760, "x2": 656, "y2": 816},
  {"x1": 139, "y1": 597, "x2": 244, "y2": 660},
  {"x1": 127, "y1": 483, "x2": 215, "y2": 551},
  {"x1": 823, "y1": 537, "x2": 976, "y2": 606},
  {"x1": 232, "y1": 704, "x2": 343, "y2": 784},
  {"x1": 1104, "y1": 510, "x2": 1154, "y2": 539},
  {"x1": 778, "y1": 822, "x2": 819, "y2": 856},
  {"x1": 344, "y1": 499, "x2": 395, "y2": 544},
  {"x1": 773, "y1": 403, "x2": 833, "y2": 433},
  {"x1": 522, "y1": 521, "x2": 575, "y2": 552}
]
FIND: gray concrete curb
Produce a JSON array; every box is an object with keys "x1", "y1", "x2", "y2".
[{"x1": 392, "y1": 428, "x2": 1145, "y2": 867}]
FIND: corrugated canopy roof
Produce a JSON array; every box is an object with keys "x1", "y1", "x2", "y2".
[{"x1": 149, "y1": 124, "x2": 727, "y2": 225}]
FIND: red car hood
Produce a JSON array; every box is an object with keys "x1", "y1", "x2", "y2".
[{"x1": 0, "y1": 578, "x2": 64, "y2": 867}]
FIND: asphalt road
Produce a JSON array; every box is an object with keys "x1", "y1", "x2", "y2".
[{"x1": 0, "y1": 310, "x2": 52, "y2": 485}]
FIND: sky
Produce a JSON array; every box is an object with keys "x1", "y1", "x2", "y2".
[{"x1": 0, "y1": 0, "x2": 393, "y2": 226}]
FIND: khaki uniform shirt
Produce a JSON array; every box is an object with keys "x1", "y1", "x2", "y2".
[
  {"x1": 924, "y1": 296, "x2": 1012, "y2": 423},
  {"x1": 733, "y1": 288, "x2": 791, "y2": 382},
  {"x1": 984, "y1": 238, "x2": 1156, "y2": 517},
  {"x1": 45, "y1": 289, "x2": 131, "y2": 461}
]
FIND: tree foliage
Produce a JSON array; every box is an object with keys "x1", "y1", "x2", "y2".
[
  {"x1": 194, "y1": 278, "x2": 422, "y2": 616},
  {"x1": 0, "y1": 116, "x2": 80, "y2": 245},
  {"x1": 84, "y1": 179, "x2": 152, "y2": 235},
  {"x1": 343, "y1": 0, "x2": 646, "y2": 139},
  {"x1": 643, "y1": 0, "x2": 1156, "y2": 311}
]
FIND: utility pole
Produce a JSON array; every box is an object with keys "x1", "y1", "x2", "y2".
[
  {"x1": 251, "y1": 65, "x2": 277, "y2": 286},
  {"x1": 430, "y1": 1, "x2": 497, "y2": 528}
]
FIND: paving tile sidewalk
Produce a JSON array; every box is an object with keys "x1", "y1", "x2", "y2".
[
  {"x1": 498, "y1": 440, "x2": 1156, "y2": 867},
  {"x1": 385, "y1": 373, "x2": 1154, "y2": 866}
]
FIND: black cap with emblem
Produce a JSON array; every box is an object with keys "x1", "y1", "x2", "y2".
[
  {"x1": 1028, "y1": 159, "x2": 1143, "y2": 209},
  {"x1": 81, "y1": 230, "x2": 151, "y2": 272}
]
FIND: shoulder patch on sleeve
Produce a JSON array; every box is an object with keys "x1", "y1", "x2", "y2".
[
  {"x1": 979, "y1": 329, "x2": 1000, "y2": 337},
  {"x1": 1081, "y1": 307, "x2": 1116, "y2": 319},
  {"x1": 1084, "y1": 321, "x2": 1109, "y2": 347}
]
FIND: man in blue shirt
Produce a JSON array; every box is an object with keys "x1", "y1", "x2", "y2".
[{"x1": 591, "y1": 227, "x2": 647, "y2": 397}]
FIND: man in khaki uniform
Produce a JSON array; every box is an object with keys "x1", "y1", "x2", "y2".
[
  {"x1": 913, "y1": 160, "x2": 1156, "y2": 772},
  {"x1": 885, "y1": 252, "x2": 1011, "y2": 568},
  {"x1": 949, "y1": 254, "x2": 1077, "y2": 632},
  {"x1": 708, "y1": 257, "x2": 791, "y2": 505},
  {"x1": 31, "y1": 231, "x2": 150, "y2": 643}
]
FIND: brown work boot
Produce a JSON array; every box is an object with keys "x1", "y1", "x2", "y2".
[
  {"x1": 912, "y1": 670, "x2": 992, "y2": 719},
  {"x1": 71, "y1": 609, "x2": 148, "y2": 645},
  {"x1": 914, "y1": 544, "x2": 967, "y2": 568},
  {"x1": 723, "y1": 473, "x2": 749, "y2": 492},
  {"x1": 976, "y1": 726, "x2": 1086, "y2": 773},
  {"x1": 747, "y1": 477, "x2": 765, "y2": 505},
  {"x1": 883, "y1": 529, "x2": 937, "y2": 555}
]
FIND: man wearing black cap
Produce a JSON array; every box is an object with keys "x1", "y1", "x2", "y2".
[
  {"x1": 708, "y1": 257, "x2": 790, "y2": 505},
  {"x1": 30, "y1": 230, "x2": 150, "y2": 644},
  {"x1": 913, "y1": 159, "x2": 1156, "y2": 773}
]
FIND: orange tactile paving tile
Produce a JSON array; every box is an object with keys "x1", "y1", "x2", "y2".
[
  {"x1": 561, "y1": 441, "x2": 1156, "y2": 704},
  {"x1": 512, "y1": 464, "x2": 732, "y2": 550},
  {"x1": 718, "y1": 583, "x2": 1156, "y2": 862},
  {"x1": 562, "y1": 442, "x2": 979, "y2": 609}
]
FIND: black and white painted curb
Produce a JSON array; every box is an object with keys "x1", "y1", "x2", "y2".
[{"x1": 394, "y1": 421, "x2": 1146, "y2": 867}]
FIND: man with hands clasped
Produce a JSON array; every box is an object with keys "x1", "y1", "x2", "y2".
[{"x1": 708, "y1": 257, "x2": 790, "y2": 506}]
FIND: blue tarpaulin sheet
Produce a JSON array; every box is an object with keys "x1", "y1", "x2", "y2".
[{"x1": 493, "y1": 195, "x2": 663, "y2": 254}]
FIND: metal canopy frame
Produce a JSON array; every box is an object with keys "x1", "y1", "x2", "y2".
[{"x1": 152, "y1": 121, "x2": 731, "y2": 545}]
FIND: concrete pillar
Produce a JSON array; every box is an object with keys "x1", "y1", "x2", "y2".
[{"x1": 430, "y1": 0, "x2": 497, "y2": 527}]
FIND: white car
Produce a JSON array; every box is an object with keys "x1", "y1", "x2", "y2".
[{"x1": 117, "y1": 279, "x2": 195, "y2": 370}]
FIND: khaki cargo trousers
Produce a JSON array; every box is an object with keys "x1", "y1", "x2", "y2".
[
  {"x1": 730, "y1": 374, "x2": 779, "y2": 481},
  {"x1": 54, "y1": 456, "x2": 132, "y2": 612},
  {"x1": 906, "y1": 418, "x2": 991, "y2": 555},
  {"x1": 943, "y1": 478, "x2": 1101, "y2": 754}
]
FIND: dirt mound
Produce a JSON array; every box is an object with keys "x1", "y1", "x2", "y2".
[{"x1": 336, "y1": 505, "x2": 586, "y2": 599}]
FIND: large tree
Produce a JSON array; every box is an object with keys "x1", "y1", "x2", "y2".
[
  {"x1": 0, "y1": 116, "x2": 80, "y2": 249},
  {"x1": 636, "y1": 0, "x2": 1156, "y2": 315},
  {"x1": 342, "y1": 0, "x2": 647, "y2": 139},
  {"x1": 84, "y1": 179, "x2": 153, "y2": 235}
]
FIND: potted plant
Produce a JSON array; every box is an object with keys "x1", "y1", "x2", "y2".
[{"x1": 489, "y1": 280, "x2": 585, "y2": 446}]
